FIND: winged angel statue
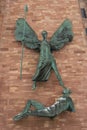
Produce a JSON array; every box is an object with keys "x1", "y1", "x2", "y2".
[{"x1": 15, "y1": 15, "x2": 73, "y2": 89}]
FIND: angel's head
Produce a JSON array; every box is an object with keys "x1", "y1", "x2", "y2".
[{"x1": 41, "y1": 31, "x2": 48, "y2": 40}]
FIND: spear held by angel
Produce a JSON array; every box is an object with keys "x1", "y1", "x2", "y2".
[{"x1": 15, "y1": 8, "x2": 73, "y2": 90}]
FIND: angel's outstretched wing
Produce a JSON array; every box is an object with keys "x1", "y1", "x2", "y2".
[
  {"x1": 49, "y1": 19, "x2": 74, "y2": 51},
  {"x1": 15, "y1": 18, "x2": 40, "y2": 49}
]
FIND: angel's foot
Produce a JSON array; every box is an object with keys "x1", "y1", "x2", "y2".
[
  {"x1": 62, "y1": 88, "x2": 72, "y2": 96},
  {"x1": 32, "y1": 82, "x2": 36, "y2": 90},
  {"x1": 13, "y1": 112, "x2": 28, "y2": 121},
  {"x1": 32, "y1": 84, "x2": 36, "y2": 90}
]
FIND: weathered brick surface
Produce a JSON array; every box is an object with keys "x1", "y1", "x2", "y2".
[{"x1": 0, "y1": 0, "x2": 87, "y2": 130}]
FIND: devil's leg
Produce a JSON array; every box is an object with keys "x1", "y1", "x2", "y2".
[
  {"x1": 13, "y1": 100, "x2": 45, "y2": 121},
  {"x1": 27, "y1": 107, "x2": 56, "y2": 118},
  {"x1": 13, "y1": 100, "x2": 32, "y2": 121}
]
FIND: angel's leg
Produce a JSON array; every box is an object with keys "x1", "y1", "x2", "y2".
[
  {"x1": 52, "y1": 59, "x2": 66, "y2": 89},
  {"x1": 13, "y1": 100, "x2": 45, "y2": 121}
]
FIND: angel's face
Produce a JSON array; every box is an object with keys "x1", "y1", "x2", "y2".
[{"x1": 41, "y1": 31, "x2": 48, "y2": 40}]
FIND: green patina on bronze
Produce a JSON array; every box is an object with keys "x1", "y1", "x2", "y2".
[
  {"x1": 13, "y1": 89, "x2": 75, "y2": 121},
  {"x1": 13, "y1": 6, "x2": 75, "y2": 121},
  {"x1": 15, "y1": 17, "x2": 73, "y2": 89}
]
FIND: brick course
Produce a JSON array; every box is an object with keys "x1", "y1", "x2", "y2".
[{"x1": 0, "y1": 0, "x2": 87, "y2": 130}]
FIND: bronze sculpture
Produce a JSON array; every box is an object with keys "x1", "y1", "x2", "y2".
[
  {"x1": 15, "y1": 17, "x2": 73, "y2": 89},
  {"x1": 13, "y1": 89, "x2": 75, "y2": 121},
  {"x1": 13, "y1": 6, "x2": 75, "y2": 121}
]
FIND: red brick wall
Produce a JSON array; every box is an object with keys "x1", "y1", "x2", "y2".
[
  {"x1": 0, "y1": 0, "x2": 87, "y2": 130},
  {"x1": 0, "y1": 0, "x2": 6, "y2": 38}
]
